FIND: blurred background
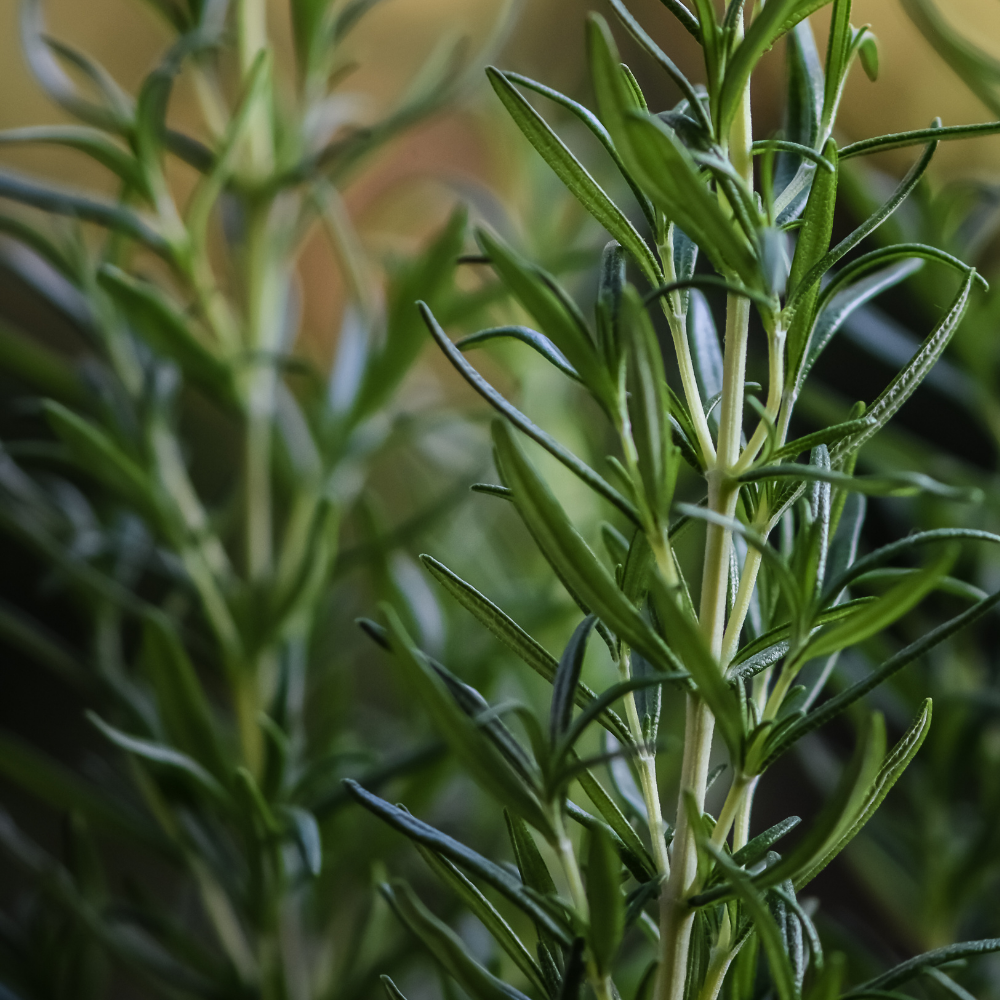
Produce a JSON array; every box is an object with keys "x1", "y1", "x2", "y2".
[{"x1": 1, "y1": 0, "x2": 1000, "y2": 998}]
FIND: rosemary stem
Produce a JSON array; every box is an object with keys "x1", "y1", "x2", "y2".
[
  {"x1": 621, "y1": 649, "x2": 671, "y2": 878},
  {"x1": 657, "y1": 22, "x2": 754, "y2": 994}
]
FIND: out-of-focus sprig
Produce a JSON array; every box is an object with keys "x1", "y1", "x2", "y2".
[{"x1": 0, "y1": 0, "x2": 521, "y2": 997}]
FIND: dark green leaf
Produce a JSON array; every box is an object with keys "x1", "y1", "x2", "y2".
[
  {"x1": 419, "y1": 555, "x2": 632, "y2": 745},
  {"x1": 380, "y1": 605, "x2": 551, "y2": 834},
  {"x1": 841, "y1": 120, "x2": 1000, "y2": 160},
  {"x1": 586, "y1": 826, "x2": 624, "y2": 974},
  {"x1": 140, "y1": 614, "x2": 227, "y2": 780},
  {"x1": 795, "y1": 700, "x2": 932, "y2": 887},
  {"x1": 88, "y1": 712, "x2": 227, "y2": 802},
  {"x1": 422, "y1": 304, "x2": 639, "y2": 524},
  {"x1": 587, "y1": 16, "x2": 758, "y2": 286},
  {"x1": 764, "y1": 588, "x2": 1000, "y2": 766},
  {"x1": 845, "y1": 938, "x2": 1000, "y2": 995},
  {"x1": 493, "y1": 421, "x2": 680, "y2": 674},
  {"x1": 551, "y1": 617, "x2": 598, "y2": 743},
  {"x1": 345, "y1": 782, "x2": 573, "y2": 944},
  {"x1": 488, "y1": 68, "x2": 661, "y2": 287},
  {"x1": 456, "y1": 325, "x2": 580, "y2": 381},
  {"x1": 0, "y1": 168, "x2": 169, "y2": 257},
  {"x1": 417, "y1": 846, "x2": 548, "y2": 995},
  {"x1": 380, "y1": 879, "x2": 532, "y2": 1000},
  {"x1": 98, "y1": 266, "x2": 234, "y2": 403},
  {"x1": 829, "y1": 270, "x2": 978, "y2": 463}
]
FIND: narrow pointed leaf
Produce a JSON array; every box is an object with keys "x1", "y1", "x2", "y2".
[
  {"x1": 381, "y1": 606, "x2": 551, "y2": 834},
  {"x1": 419, "y1": 555, "x2": 632, "y2": 745},
  {"x1": 586, "y1": 827, "x2": 624, "y2": 974},
  {"x1": 422, "y1": 304, "x2": 639, "y2": 524},
  {"x1": 381, "y1": 880, "x2": 532, "y2": 1000},
  {"x1": 493, "y1": 421, "x2": 680, "y2": 674},
  {"x1": 344, "y1": 782, "x2": 572, "y2": 944},
  {"x1": 488, "y1": 68, "x2": 661, "y2": 286}
]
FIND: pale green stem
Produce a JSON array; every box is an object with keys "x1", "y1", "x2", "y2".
[
  {"x1": 733, "y1": 327, "x2": 786, "y2": 475},
  {"x1": 657, "y1": 17, "x2": 754, "y2": 994},
  {"x1": 709, "y1": 772, "x2": 750, "y2": 848},
  {"x1": 661, "y1": 301, "x2": 716, "y2": 467},
  {"x1": 620, "y1": 649, "x2": 671, "y2": 878},
  {"x1": 554, "y1": 815, "x2": 618, "y2": 1000},
  {"x1": 237, "y1": 0, "x2": 273, "y2": 178},
  {"x1": 657, "y1": 696, "x2": 715, "y2": 1000}
]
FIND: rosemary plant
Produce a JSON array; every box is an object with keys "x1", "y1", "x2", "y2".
[
  {"x1": 0, "y1": 0, "x2": 514, "y2": 997},
  {"x1": 349, "y1": 2, "x2": 1000, "y2": 999}
]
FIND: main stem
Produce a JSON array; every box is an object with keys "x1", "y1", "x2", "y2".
[{"x1": 656, "y1": 26, "x2": 754, "y2": 998}]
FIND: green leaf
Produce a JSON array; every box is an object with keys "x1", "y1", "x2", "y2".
[
  {"x1": 456, "y1": 325, "x2": 580, "y2": 381},
  {"x1": 421, "y1": 304, "x2": 639, "y2": 525},
  {"x1": 739, "y1": 464, "x2": 976, "y2": 502},
  {"x1": 773, "y1": 20, "x2": 824, "y2": 220},
  {"x1": 840, "y1": 120, "x2": 1000, "y2": 160},
  {"x1": 502, "y1": 72, "x2": 657, "y2": 232},
  {"x1": 719, "y1": 0, "x2": 828, "y2": 139},
  {"x1": 88, "y1": 712, "x2": 227, "y2": 802},
  {"x1": 657, "y1": 0, "x2": 702, "y2": 40},
  {"x1": 140, "y1": 614, "x2": 227, "y2": 780},
  {"x1": 576, "y1": 768, "x2": 656, "y2": 882},
  {"x1": 477, "y1": 229, "x2": 615, "y2": 407},
  {"x1": 98, "y1": 266, "x2": 235, "y2": 403},
  {"x1": 688, "y1": 290, "x2": 723, "y2": 407},
  {"x1": 381, "y1": 605, "x2": 551, "y2": 833},
  {"x1": 622, "y1": 287, "x2": 675, "y2": 518},
  {"x1": 795, "y1": 700, "x2": 932, "y2": 887},
  {"x1": 344, "y1": 781, "x2": 573, "y2": 944},
  {"x1": 858, "y1": 31, "x2": 879, "y2": 81},
  {"x1": 787, "y1": 138, "x2": 939, "y2": 313},
  {"x1": 821, "y1": 0, "x2": 854, "y2": 135},
  {"x1": 803, "y1": 546, "x2": 955, "y2": 661},
  {"x1": 0, "y1": 317, "x2": 86, "y2": 406},
  {"x1": 43, "y1": 401, "x2": 156, "y2": 516},
  {"x1": 0, "y1": 126, "x2": 146, "y2": 192},
  {"x1": 556, "y1": 676, "x2": 687, "y2": 769},
  {"x1": 0, "y1": 168, "x2": 169, "y2": 257},
  {"x1": 586, "y1": 826, "x2": 624, "y2": 974},
  {"x1": 797, "y1": 259, "x2": 923, "y2": 390},
  {"x1": 606, "y1": 0, "x2": 710, "y2": 132},
  {"x1": 730, "y1": 816, "x2": 801, "y2": 869},
  {"x1": 492, "y1": 421, "x2": 680, "y2": 674},
  {"x1": 813, "y1": 245, "x2": 983, "y2": 326},
  {"x1": 751, "y1": 712, "x2": 887, "y2": 884},
  {"x1": 701, "y1": 842, "x2": 799, "y2": 1000},
  {"x1": 845, "y1": 938, "x2": 1000, "y2": 996},
  {"x1": 417, "y1": 846, "x2": 548, "y2": 995},
  {"x1": 785, "y1": 138, "x2": 838, "y2": 385},
  {"x1": 824, "y1": 528, "x2": 1000, "y2": 600},
  {"x1": 20, "y1": 0, "x2": 133, "y2": 132},
  {"x1": 764, "y1": 586, "x2": 1000, "y2": 766},
  {"x1": 0, "y1": 730, "x2": 166, "y2": 851},
  {"x1": 283, "y1": 806, "x2": 322, "y2": 876},
  {"x1": 380, "y1": 879, "x2": 532, "y2": 1000},
  {"x1": 352, "y1": 207, "x2": 467, "y2": 422},
  {"x1": 504, "y1": 810, "x2": 559, "y2": 897},
  {"x1": 829, "y1": 269, "x2": 978, "y2": 463},
  {"x1": 551, "y1": 617, "x2": 598, "y2": 743},
  {"x1": 488, "y1": 68, "x2": 661, "y2": 287},
  {"x1": 418, "y1": 556, "x2": 633, "y2": 745},
  {"x1": 764, "y1": 418, "x2": 875, "y2": 465},
  {"x1": 586, "y1": 16, "x2": 758, "y2": 286},
  {"x1": 381, "y1": 976, "x2": 409, "y2": 1000}
]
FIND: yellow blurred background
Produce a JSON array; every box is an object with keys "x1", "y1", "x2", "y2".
[{"x1": 2, "y1": 0, "x2": 1000, "y2": 368}]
